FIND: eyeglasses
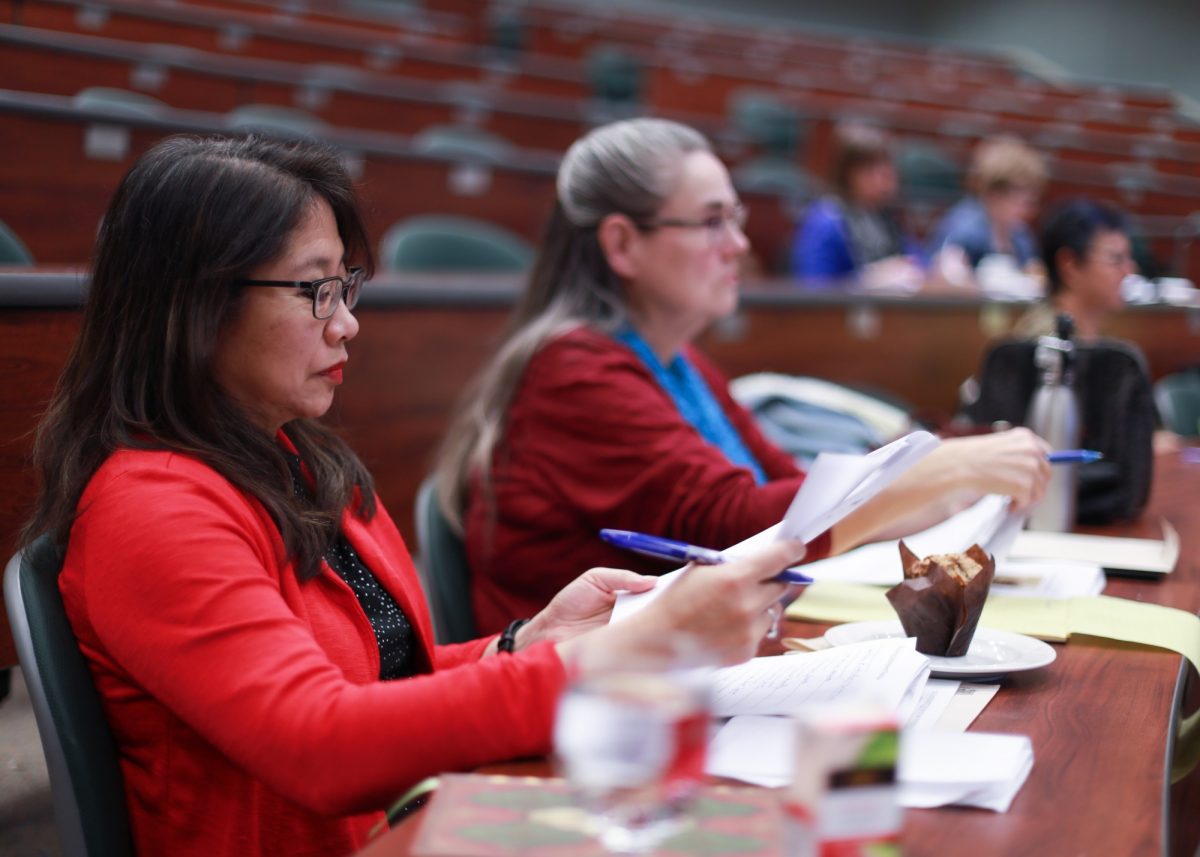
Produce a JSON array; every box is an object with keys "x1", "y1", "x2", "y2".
[
  {"x1": 236, "y1": 266, "x2": 365, "y2": 319},
  {"x1": 636, "y1": 204, "x2": 749, "y2": 244},
  {"x1": 1092, "y1": 251, "x2": 1134, "y2": 268}
]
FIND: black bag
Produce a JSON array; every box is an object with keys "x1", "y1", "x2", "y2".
[{"x1": 962, "y1": 337, "x2": 1155, "y2": 523}]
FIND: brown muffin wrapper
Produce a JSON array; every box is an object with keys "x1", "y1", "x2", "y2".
[{"x1": 885, "y1": 542, "x2": 996, "y2": 657}]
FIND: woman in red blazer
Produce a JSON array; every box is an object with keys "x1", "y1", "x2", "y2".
[
  {"x1": 437, "y1": 118, "x2": 1052, "y2": 634},
  {"x1": 23, "y1": 135, "x2": 804, "y2": 857}
]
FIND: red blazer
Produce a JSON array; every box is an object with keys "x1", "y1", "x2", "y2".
[
  {"x1": 60, "y1": 447, "x2": 567, "y2": 857},
  {"x1": 466, "y1": 328, "x2": 830, "y2": 635}
]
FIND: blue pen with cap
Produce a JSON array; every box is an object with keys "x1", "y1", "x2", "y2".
[
  {"x1": 1047, "y1": 449, "x2": 1103, "y2": 464},
  {"x1": 599, "y1": 529, "x2": 813, "y2": 584}
]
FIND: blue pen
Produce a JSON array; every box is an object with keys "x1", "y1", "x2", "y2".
[
  {"x1": 1047, "y1": 449, "x2": 1104, "y2": 464},
  {"x1": 599, "y1": 529, "x2": 814, "y2": 584}
]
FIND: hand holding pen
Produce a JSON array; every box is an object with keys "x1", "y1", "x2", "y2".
[
  {"x1": 600, "y1": 529, "x2": 811, "y2": 640},
  {"x1": 1047, "y1": 449, "x2": 1103, "y2": 464}
]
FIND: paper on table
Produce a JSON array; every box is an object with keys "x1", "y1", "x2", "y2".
[
  {"x1": 780, "y1": 495, "x2": 1018, "y2": 586},
  {"x1": 902, "y1": 678, "x2": 961, "y2": 731},
  {"x1": 933, "y1": 683, "x2": 1001, "y2": 733},
  {"x1": 707, "y1": 718, "x2": 1032, "y2": 812},
  {"x1": 991, "y1": 559, "x2": 1106, "y2": 599},
  {"x1": 776, "y1": 430, "x2": 941, "y2": 544},
  {"x1": 706, "y1": 715, "x2": 793, "y2": 788},
  {"x1": 1009, "y1": 522, "x2": 1179, "y2": 576},
  {"x1": 899, "y1": 732, "x2": 1034, "y2": 812},
  {"x1": 710, "y1": 638, "x2": 930, "y2": 719}
]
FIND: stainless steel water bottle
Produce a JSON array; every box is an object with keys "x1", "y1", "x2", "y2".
[{"x1": 1026, "y1": 314, "x2": 1081, "y2": 532}]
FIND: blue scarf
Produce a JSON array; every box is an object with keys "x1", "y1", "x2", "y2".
[{"x1": 617, "y1": 328, "x2": 767, "y2": 485}]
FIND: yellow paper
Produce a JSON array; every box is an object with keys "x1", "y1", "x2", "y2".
[{"x1": 789, "y1": 583, "x2": 1200, "y2": 669}]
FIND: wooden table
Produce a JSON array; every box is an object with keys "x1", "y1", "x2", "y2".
[{"x1": 359, "y1": 448, "x2": 1200, "y2": 857}]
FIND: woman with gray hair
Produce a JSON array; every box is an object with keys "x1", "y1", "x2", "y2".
[{"x1": 437, "y1": 118, "x2": 1051, "y2": 635}]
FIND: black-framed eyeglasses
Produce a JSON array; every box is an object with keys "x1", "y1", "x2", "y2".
[
  {"x1": 236, "y1": 266, "x2": 365, "y2": 319},
  {"x1": 636, "y1": 204, "x2": 749, "y2": 244}
]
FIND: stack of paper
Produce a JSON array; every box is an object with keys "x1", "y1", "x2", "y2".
[
  {"x1": 899, "y1": 732, "x2": 1034, "y2": 812},
  {"x1": 707, "y1": 718, "x2": 1034, "y2": 813},
  {"x1": 1008, "y1": 524, "x2": 1179, "y2": 577}
]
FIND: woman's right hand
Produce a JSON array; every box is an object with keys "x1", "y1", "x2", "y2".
[
  {"x1": 557, "y1": 539, "x2": 807, "y2": 675},
  {"x1": 949, "y1": 427, "x2": 1051, "y2": 510}
]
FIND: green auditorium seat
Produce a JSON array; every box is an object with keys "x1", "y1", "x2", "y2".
[
  {"x1": 1154, "y1": 369, "x2": 1200, "y2": 437},
  {"x1": 729, "y1": 89, "x2": 804, "y2": 157},
  {"x1": 895, "y1": 141, "x2": 963, "y2": 205},
  {"x1": 6, "y1": 536, "x2": 134, "y2": 857},
  {"x1": 72, "y1": 87, "x2": 165, "y2": 120},
  {"x1": 0, "y1": 220, "x2": 33, "y2": 265},
  {"x1": 380, "y1": 215, "x2": 533, "y2": 273},
  {"x1": 227, "y1": 105, "x2": 326, "y2": 139},
  {"x1": 585, "y1": 46, "x2": 643, "y2": 105},
  {"x1": 413, "y1": 477, "x2": 475, "y2": 644},
  {"x1": 411, "y1": 124, "x2": 512, "y2": 164},
  {"x1": 487, "y1": 6, "x2": 528, "y2": 56}
]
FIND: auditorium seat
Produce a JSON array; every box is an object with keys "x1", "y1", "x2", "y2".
[
  {"x1": 380, "y1": 215, "x2": 533, "y2": 273},
  {"x1": 73, "y1": 86, "x2": 165, "y2": 119},
  {"x1": 411, "y1": 124, "x2": 513, "y2": 164},
  {"x1": 227, "y1": 104, "x2": 326, "y2": 138},
  {"x1": 728, "y1": 88, "x2": 804, "y2": 157},
  {"x1": 585, "y1": 45, "x2": 642, "y2": 105},
  {"x1": 0, "y1": 221, "x2": 34, "y2": 265}
]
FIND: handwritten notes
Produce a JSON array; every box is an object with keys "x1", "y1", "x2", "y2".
[{"x1": 710, "y1": 638, "x2": 930, "y2": 719}]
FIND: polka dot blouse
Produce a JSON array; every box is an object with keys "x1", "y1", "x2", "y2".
[{"x1": 285, "y1": 453, "x2": 415, "y2": 681}]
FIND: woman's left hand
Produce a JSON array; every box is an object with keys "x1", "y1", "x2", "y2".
[{"x1": 517, "y1": 567, "x2": 658, "y2": 650}]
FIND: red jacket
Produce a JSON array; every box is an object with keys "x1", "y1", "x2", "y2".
[
  {"x1": 60, "y1": 448, "x2": 567, "y2": 857},
  {"x1": 466, "y1": 328, "x2": 830, "y2": 635}
]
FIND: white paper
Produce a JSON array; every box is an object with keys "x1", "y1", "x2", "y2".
[
  {"x1": 706, "y1": 720, "x2": 1033, "y2": 812},
  {"x1": 931, "y1": 683, "x2": 1000, "y2": 733},
  {"x1": 710, "y1": 638, "x2": 930, "y2": 718},
  {"x1": 898, "y1": 732, "x2": 1034, "y2": 812},
  {"x1": 1008, "y1": 522, "x2": 1179, "y2": 575},
  {"x1": 777, "y1": 431, "x2": 941, "y2": 543},
  {"x1": 611, "y1": 566, "x2": 683, "y2": 623},
  {"x1": 904, "y1": 679, "x2": 961, "y2": 731},
  {"x1": 991, "y1": 559, "x2": 1106, "y2": 599},
  {"x1": 706, "y1": 715, "x2": 794, "y2": 788},
  {"x1": 611, "y1": 432, "x2": 941, "y2": 621},
  {"x1": 781, "y1": 495, "x2": 1018, "y2": 587}
]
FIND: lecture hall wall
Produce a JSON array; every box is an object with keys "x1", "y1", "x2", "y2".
[{"x1": 570, "y1": 0, "x2": 1200, "y2": 107}]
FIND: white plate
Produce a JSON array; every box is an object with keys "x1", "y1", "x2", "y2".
[{"x1": 824, "y1": 621, "x2": 1056, "y2": 681}]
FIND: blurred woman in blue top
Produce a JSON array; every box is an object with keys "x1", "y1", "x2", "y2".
[
  {"x1": 929, "y1": 137, "x2": 1046, "y2": 274},
  {"x1": 791, "y1": 123, "x2": 923, "y2": 290}
]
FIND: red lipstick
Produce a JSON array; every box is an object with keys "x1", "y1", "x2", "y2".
[{"x1": 320, "y1": 361, "x2": 346, "y2": 384}]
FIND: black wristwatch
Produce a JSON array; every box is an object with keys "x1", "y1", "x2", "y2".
[{"x1": 498, "y1": 618, "x2": 531, "y2": 654}]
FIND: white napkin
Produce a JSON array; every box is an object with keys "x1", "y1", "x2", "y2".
[{"x1": 898, "y1": 731, "x2": 1034, "y2": 812}]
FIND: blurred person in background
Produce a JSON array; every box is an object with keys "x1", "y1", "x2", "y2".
[
  {"x1": 929, "y1": 136, "x2": 1046, "y2": 283},
  {"x1": 1014, "y1": 198, "x2": 1135, "y2": 341},
  {"x1": 790, "y1": 123, "x2": 924, "y2": 290}
]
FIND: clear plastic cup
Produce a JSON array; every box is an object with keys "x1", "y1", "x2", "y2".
[{"x1": 554, "y1": 668, "x2": 709, "y2": 853}]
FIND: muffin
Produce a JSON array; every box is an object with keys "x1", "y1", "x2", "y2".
[{"x1": 885, "y1": 542, "x2": 995, "y2": 657}]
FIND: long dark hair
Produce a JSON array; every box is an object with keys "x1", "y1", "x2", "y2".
[{"x1": 24, "y1": 135, "x2": 376, "y2": 579}]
